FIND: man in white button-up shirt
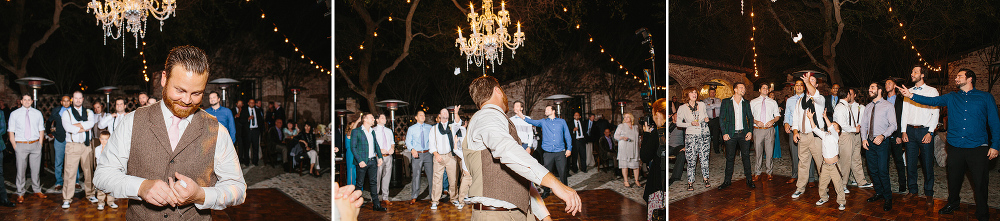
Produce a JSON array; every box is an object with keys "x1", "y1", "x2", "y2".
[
  {"x1": 832, "y1": 88, "x2": 873, "y2": 190},
  {"x1": 791, "y1": 73, "x2": 827, "y2": 199},
  {"x1": 899, "y1": 66, "x2": 940, "y2": 196},
  {"x1": 60, "y1": 91, "x2": 98, "y2": 209},
  {"x1": 464, "y1": 76, "x2": 580, "y2": 220},
  {"x1": 750, "y1": 84, "x2": 780, "y2": 181},
  {"x1": 373, "y1": 114, "x2": 395, "y2": 207},
  {"x1": 9, "y1": 94, "x2": 46, "y2": 204},
  {"x1": 429, "y1": 108, "x2": 464, "y2": 210}
]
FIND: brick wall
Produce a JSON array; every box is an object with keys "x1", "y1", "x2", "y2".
[
  {"x1": 947, "y1": 45, "x2": 1000, "y2": 103},
  {"x1": 668, "y1": 62, "x2": 751, "y2": 102}
]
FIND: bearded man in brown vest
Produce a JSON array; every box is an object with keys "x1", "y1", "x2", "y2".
[
  {"x1": 94, "y1": 45, "x2": 246, "y2": 220},
  {"x1": 463, "y1": 76, "x2": 581, "y2": 221}
]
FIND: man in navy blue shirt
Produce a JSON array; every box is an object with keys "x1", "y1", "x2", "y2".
[
  {"x1": 898, "y1": 69, "x2": 1000, "y2": 220},
  {"x1": 518, "y1": 105, "x2": 572, "y2": 188}
]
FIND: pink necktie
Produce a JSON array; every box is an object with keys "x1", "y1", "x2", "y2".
[
  {"x1": 26, "y1": 110, "x2": 31, "y2": 139},
  {"x1": 169, "y1": 116, "x2": 181, "y2": 151}
]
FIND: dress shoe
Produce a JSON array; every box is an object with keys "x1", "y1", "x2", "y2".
[
  {"x1": 382, "y1": 200, "x2": 392, "y2": 206},
  {"x1": 54, "y1": 185, "x2": 62, "y2": 191},
  {"x1": 808, "y1": 182, "x2": 817, "y2": 188},
  {"x1": 939, "y1": 204, "x2": 959, "y2": 214},
  {"x1": 747, "y1": 181, "x2": 756, "y2": 189},
  {"x1": 866, "y1": 194, "x2": 884, "y2": 202},
  {"x1": 16, "y1": 195, "x2": 24, "y2": 204},
  {"x1": 767, "y1": 173, "x2": 773, "y2": 180},
  {"x1": 76, "y1": 183, "x2": 82, "y2": 189},
  {"x1": 0, "y1": 201, "x2": 14, "y2": 207},
  {"x1": 717, "y1": 181, "x2": 732, "y2": 190},
  {"x1": 409, "y1": 199, "x2": 417, "y2": 205},
  {"x1": 34, "y1": 193, "x2": 47, "y2": 199},
  {"x1": 786, "y1": 178, "x2": 797, "y2": 184},
  {"x1": 373, "y1": 204, "x2": 387, "y2": 211},
  {"x1": 883, "y1": 199, "x2": 892, "y2": 211},
  {"x1": 752, "y1": 175, "x2": 759, "y2": 182}
]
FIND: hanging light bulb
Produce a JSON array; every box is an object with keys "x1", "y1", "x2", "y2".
[
  {"x1": 310, "y1": 61, "x2": 314, "y2": 64},
  {"x1": 374, "y1": 32, "x2": 378, "y2": 37},
  {"x1": 301, "y1": 55, "x2": 305, "y2": 59},
  {"x1": 285, "y1": 38, "x2": 289, "y2": 43},
  {"x1": 388, "y1": 17, "x2": 392, "y2": 21},
  {"x1": 274, "y1": 27, "x2": 278, "y2": 32},
  {"x1": 336, "y1": 64, "x2": 340, "y2": 69},
  {"x1": 261, "y1": 14, "x2": 265, "y2": 19},
  {"x1": 610, "y1": 58, "x2": 614, "y2": 61},
  {"x1": 589, "y1": 38, "x2": 592, "y2": 42},
  {"x1": 563, "y1": 7, "x2": 567, "y2": 12},
  {"x1": 576, "y1": 24, "x2": 580, "y2": 29},
  {"x1": 349, "y1": 56, "x2": 353, "y2": 60},
  {"x1": 600, "y1": 49, "x2": 604, "y2": 53}
]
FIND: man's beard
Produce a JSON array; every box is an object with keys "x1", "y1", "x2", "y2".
[{"x1": 163, "y1": 90, "x2": 200, "y2": 118}]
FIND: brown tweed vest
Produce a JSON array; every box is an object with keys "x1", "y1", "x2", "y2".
[
  {"x1": 464, "y1": 107, "x2": 531, "y2": 213},
  {"x1": 126, "y1": 104, "x2": 219, "y2": 220}
]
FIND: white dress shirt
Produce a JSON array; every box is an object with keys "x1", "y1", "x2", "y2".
[
  {"x1": 248, "y1": 107, "x2": 259, "y2": 129},
  {"x1": 703, "y1": 97, "x2": 722, "y2": 119},
  {"x1": 8, "y1": 106, "x2": 45, "y2": 142},
  {"x1": 509, "y1": 115, "x2": 536, "y2": 149},
  {"x1": 733, "y1": 98, "x2": 745, "y2": 130},
  {"x1": 465, "y1": 104, "x2": 550, "y2": 217},
  {"x1": 428, "y1": 119, "x2": 463, "y2": 155},
  {"x1": 750, "y1": 96, "x2": 780, "y2": 125},
  {"x1": 374, "y1": 125, "x2": 394, "y2": 155},
  {"x1": 573, "y1": 120, "x2": 584, "y2": 138},
  {"x1": 812, "y1": 126, "x2": 840, "y2": 159},
  {"x1": 99, "y1": 112, "x2": 127, "y2": 135},
  {"x1": 792, "y1": 90, "x2": 826, "y2": 134},
  {"x1": 833, "y1": 100, "x2": 864, "y2": 133},
  {"x1": 93, "y1": 102, "x2": 246, "y2": 210},
  {"x1": 900, "y1": 84, "x2": 940, "y2": 133},
  {"x1": 362, "y1": 126, "x2": 376, "y2": 158},
  {"x1": 61, "y1": 107, "x2": 96, "y2": 143}
]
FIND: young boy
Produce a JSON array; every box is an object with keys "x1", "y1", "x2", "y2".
[
  {"x1": 805, "y1": 109, "x2": 846, "y2": 210},
  {"x1": 94, "y1": 131, "x2": 118, "y2": 210}
]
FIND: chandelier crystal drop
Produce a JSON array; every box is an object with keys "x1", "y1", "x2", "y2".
[
  {"x1": 455, "y1": 0, "x2": 525, "y2": 73},
  {"x1": 88, "y1": 0, "x2": 176, "y2": 55}
]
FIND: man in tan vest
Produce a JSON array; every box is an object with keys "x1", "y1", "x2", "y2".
[
  {"x1": 94, "y1": 45, "x2": 246, "y2": 220},
  {"x1": 464, "y1": 76, "x2": 581, "y2": 221}
]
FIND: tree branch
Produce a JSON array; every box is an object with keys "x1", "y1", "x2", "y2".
[
  {"x1": 20, "y1": 0, "x2": 67, "y2": 78},
  {"x1": 338, "y1": 67, "x2": 364, "y2": 95},
  {"x1": 373, "y1": 0, "x2": 422, "y2": 93},
  {"x1": 451, "y1": 0, "x2": 469, "y2": 15}
]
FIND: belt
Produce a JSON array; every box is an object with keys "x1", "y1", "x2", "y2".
[
  {"x1": 753, "y1": 126, "x2": 772, "y2": 130},
  {"x1": 15, "y1": 139, "x2": 39, "y2": 144},
  {"x1": 909, "y1": 125, "x2": 928, "y2": 129},
  {"x1": 415, "y1": 150, "x2": 429, "y2": 154},
  {"x1": 470, "y1": 203, "x2": 519, "y2": 211},
  {"x1": 844, "y1": 132, "x2": 858, "y2": 135},
  {"x1": 382, "y1": 154, "x2": 391, "y2": 157}
]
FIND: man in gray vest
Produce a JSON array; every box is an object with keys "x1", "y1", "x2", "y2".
[
  {"x1": 464, "y1": 76, "x2": 581, "y2": 220},
  {"x1": 94, "y1": 46, "x2": 246, "y2": 220}
]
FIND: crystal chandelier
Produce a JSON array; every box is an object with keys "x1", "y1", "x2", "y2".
[
  {"x1": 455, "y1": 0, "x2": 525, "y2": 72},
  {"x1": 87, "y1": 0, "x2": 176, "y2": 54}
]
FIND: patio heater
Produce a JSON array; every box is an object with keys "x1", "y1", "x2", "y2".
[
  {"x1": 615, "y1": 100, "x2": 629, "y2": 124},
  {"x1": 97, "y1": 86, "x2": 118, "y2": 113},
  {"x1": 208, "y1": 78, "x2": 240, "y2": 108},
  {"x1": 376, "y1": 99, "x2": 409, "y2": 131},
  {"x1": 15, "y1": 77, "x2": 55, "y2": 108},
  {"x1": 544, "y1": 94, "x2": 573, "y2": 118},
  {"x1": 289, "y1": 86, "x2": 306, "y2": 123}
]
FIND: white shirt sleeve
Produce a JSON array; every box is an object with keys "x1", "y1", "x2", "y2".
[
  {"x1": 196, "y1": 125, "x2": 247, "y2": 210},
  {"x1": 428, "y1": 125, "x2": 439, "y2": 153},
  {"x1": 472, "y1": 111, "x2": 551, "y2": 184}
]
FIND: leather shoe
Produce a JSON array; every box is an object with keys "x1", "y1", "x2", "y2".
[
  {"x1": 34, "y1": 193, "x2": 47, "y2": 199},
  {"x1": 0, "y1": 201, "x2": 13, "y2": 207},
  {"x1": 808, "y1": 182, "x2": 817, "y2": 188},
  {"x1": 883, "y1": 199, "x2": 892, "y2": 211},
  {"x1": 409, "y1": 199, "x2": 416, "y2": 205},
  {"x1": 75, "y1": 184, "x2": 82, "y2": 189},
  {"x1": 752, "y1": 175, "x2": 759, "y2": 182},
  {"x1": 373, "y1": 204, "x2": 387, "y2": 211},
  {"x1": 382, "y1": 200, "x2": 393, "y2": 206},
  {"x1": 767, "y1": 173, "x2": 773, "y2": 181},
  {"x1": 866, "y1": 194, "x2": 884, "y2": 202},
  {"x1": 717, "y1": 181, "x2": 732, "y2": 190},
  {"x1": 939, "y1": 204, "x2": 959, "y2": 214},
  {"x1": 16, "y1": 195, "x2": 23, "y2": 204},
  {"x1": 747, "y1": 181, "x2": 756, "y2": 189},
  {"x1": 53, "y1": 185, "x2": 62, "y2": 191},
  {"x1": 786, "y1": 178, "x2": 796, "y2": 184}
]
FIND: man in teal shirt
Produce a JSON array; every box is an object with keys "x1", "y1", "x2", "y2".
[
  {"x1": 203, "y1": 92, "x2": 236, "y2": 142},
  {"x1": 518, "y1": 105, "x2": 572, "y2": 195}
]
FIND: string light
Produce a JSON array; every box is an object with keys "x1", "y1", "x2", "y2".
[
  {"x1": 258, "y1": 6, "x2": 327, "y2": 74},
  {"x1": 886, "y1": 1, "x2": 942, "y2": 72},
  {"x1": 749, "y1": 0, "x2": 759, "y2": 77}
]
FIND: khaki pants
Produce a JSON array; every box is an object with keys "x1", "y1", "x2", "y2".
[
  {"x1": 458, "y1": 169, "x2": 473, "y2": 200},
  {"x1": 471, "y1": 207, "x2": 535, "y2": 221},
  {"x1": 795, "y1": 134, "x2": 823, "y2": 193},
  {"x1": 753, "y1": 128, "x2": 775, "y2": 175},
  {"x1": 432, "y1": 154, "x2": 459, "y2": 203},
  {"x1": 838, "y1": 133, "x2": 869, "y2": 186},
  {"x1": 818, "y1": 161, "x2": 846, "y2": 206},
  {"x1": 97, "y1": 190, "x2": 116, "y2": 206},
  {"x1": 377, "y1": 155, "x2": 392, "y2": 201},
  {"x1": 63, "y1": 142, "x2": 95, "y2": 202}
]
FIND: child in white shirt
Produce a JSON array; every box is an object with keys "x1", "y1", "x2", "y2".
[
  {"x1": 805, "y1": 109, "x2": 846, "y2": 211},
  {"x1": 94, "y1": 131, "x2": 118, "y2": 210}
]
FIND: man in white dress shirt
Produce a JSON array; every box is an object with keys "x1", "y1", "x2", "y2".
[
  {"x1": 9, "y1": 94, "x2": 46, "y2": 204},
  {"x1": 429, "y1": 108, "x2": 465, "y2": 210},
  {"x1": 704, "y1": 88, "x2": 723, "y2": 154},
  {"x1": 791, "y1": 73, "x2": 827, "y2": 199},
  {"x1": 373, "y1": 114, "x2": 395, "y2": 206},
  {"x1": 832, "y1": 88, "x2": 873, "y2": 191},
  {"x1": 60, "y1": 91, "x2": 98, "y2": 209},
  {"x1": 99, "y1": 98, "x2": 127, "y2": 136},
  {"x1": 463, "y1": 76, "x2": 580, "y2": 220},
  {"x1": 94, "y1": 46, "x2": 245, "y2": 220},
  {"x1": 750, "y1": 84, "x2": 781, "y2": 181},
  {"x1": 509, "y1": 101, "x2": 536, "y2": 153},
  {"x1": 899, "y1": 66, "x2": 940, "y2": 197}
]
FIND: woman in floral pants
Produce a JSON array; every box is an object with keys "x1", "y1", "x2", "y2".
[{"x1": 676, "y1": 87, "x2": 712, "y2": 191}]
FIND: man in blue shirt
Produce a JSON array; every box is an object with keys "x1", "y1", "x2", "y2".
[
  {"x1": 783, "y1": 80, "x2": 817, "y2": 185},
  {"x1": 898, "y1": 69, "x2": 999, "y2": 220},
  {"x1": 204, "y1": 92, "x2": 236, "y2": 142},
  {"x1": 405, "y1": 111, "x2": 433, "y2": 204},
  {"x1": 517, "y1": 105, "x2": 573, "y2": 188}
]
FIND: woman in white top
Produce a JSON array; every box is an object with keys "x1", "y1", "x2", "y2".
[
  {"x1": 676, "y1": 87, "x2": 711, "y2": 191},
  {"x1": 615, "y1": 113, "x2": 641, "y2": 187}
]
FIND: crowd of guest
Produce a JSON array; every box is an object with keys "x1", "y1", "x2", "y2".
[{"x1": 668, "y1": 66, "x2": 998, "y2": 220}]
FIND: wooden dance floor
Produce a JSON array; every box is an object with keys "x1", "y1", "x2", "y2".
[
  {"x1": 358, "y1": 189, "x2": 647, "y2": 220},
  {"x1": 0, "y1": 188, "x2": 326, "y2": 220},
  {"x1": 670, "y1": 175, "x2": 1000, "y2": 220}
]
